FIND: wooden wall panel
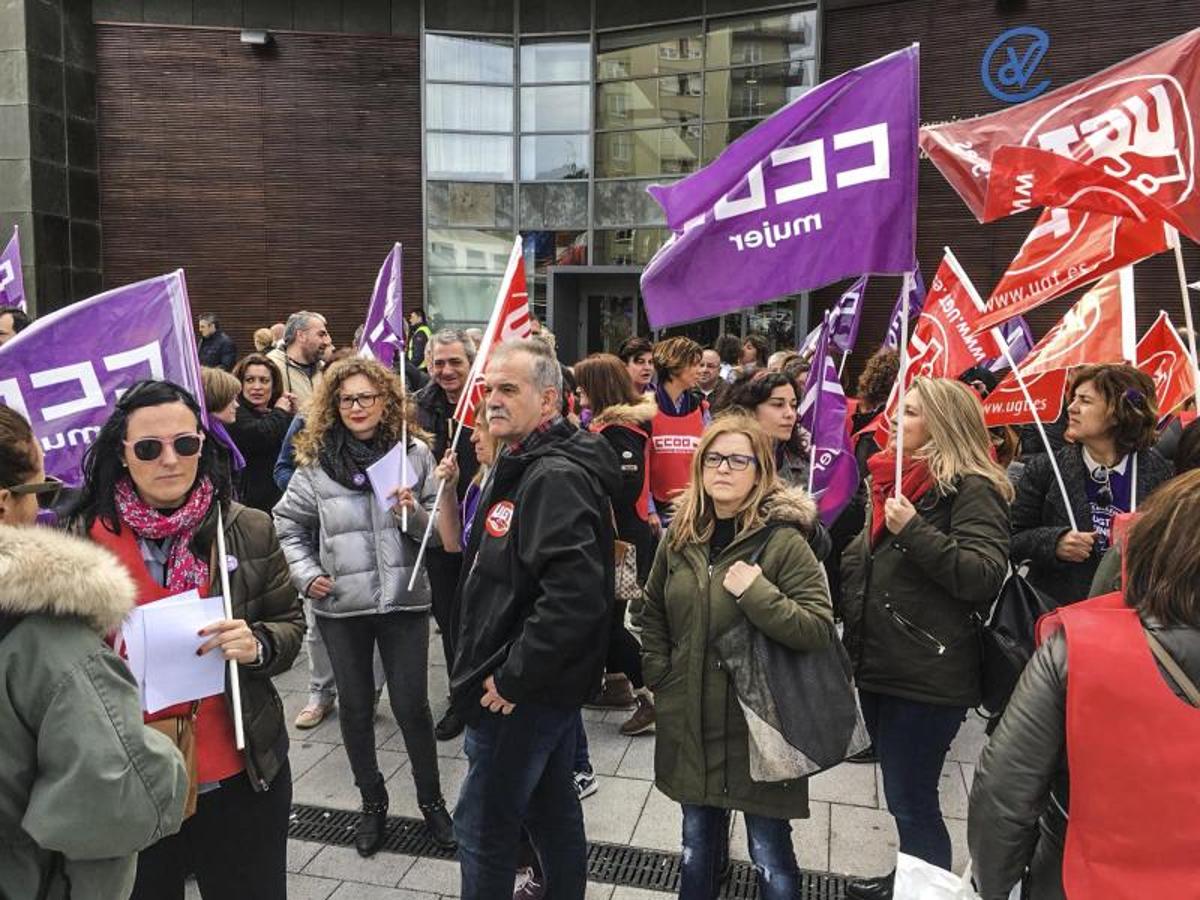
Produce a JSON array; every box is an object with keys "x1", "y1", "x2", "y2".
[
  {"x1": 95, "y1": 25, "x2": 423, "y2": 353},
  {"x1": 817, "y1": 1, "x2": 1200, "y2": 387}
]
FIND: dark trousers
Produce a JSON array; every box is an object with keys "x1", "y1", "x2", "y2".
[
  {"x1": 425, "y1": 547, "x2": 462, "y2": 669},
  {"x1": 455, "y1": 703, "x2": 586, "y2": 900},
  {"x1": 318, "y1": 611, "x2": 442, "y2": 805},
  {"x1": 607, "y1": 601, "x2": 644, "y2": 689},
  {"x1": 860, "y1": 689, "x2": 966, "y2": 869},
  {"x1": 679, "y1": 804, "x2": 799, "y2": 900},
  {"x1": 131, "y1": 761, "x2": 291, "y2": 900}
]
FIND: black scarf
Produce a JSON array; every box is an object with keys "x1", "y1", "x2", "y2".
[{"x1": 319, "y1": 423, "x2": 392, "y2": 492}]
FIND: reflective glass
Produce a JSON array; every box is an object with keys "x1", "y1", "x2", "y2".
[
  {"x1": 427, "y1": 229, "x2": 514, "y2": 273},
  {"x1": 596, "y1": 25, "x2": 704, "y2": 81},
  {"x1": 426, "y1": 34, "x2": 513, "y2": 83},
  {"x1": 702, "y1": 119, "x2": 764, "y2": 164},
  {"x1": 597, "y1": 0, "x2": 702, "y2": 30},
  {"x1": 520, "y1": 85, "x2": 590, "y2": 133},
  {"x1": 593, "y1": 179, "x2": 669, "y2": 227},
  {"x1": 595, "y1": 74, "x2": 702, "y2": 130},
  {"x1": 593, "y1": 228, "x2": 669, "y2": 266},
  {"x1": 427, "y1": 274, "x2": 501, "y2": 328},
  {"x1": 520, "y1": 39, "x2": 590, "y2": 83},
  {"x1": 705, "y1": 10, "x2": 817, "y2": 68},
  {"x1": 520, "y1": 134, "x2": 590, "y2": 181},
  {"x1": 426, "y1": 84, "x2": 513, "y2": 132},
  {"x1": 745, "y1": 298, "x2": 799, "y2": 350},
  {"x1": 521, "y1": 231, "x2": 588, "y2": 273},
  {"x1": 427, "y1": 133, "x2": 514, "y2": 181},
  {"x1": 703, "y1": 61, "x2": 816, "y2": 121},
  {"x1": 427, "y1": 181, "x2": 514, "y2": 228},
  {"x1": 520, "y1": 0, "x2": 590, "y2": 33},
  {"x1": 520, "y1": 182, "x2": 589, "y2": 229},
  {"x1": 595, "y1": 125, "x2": 700, "y2": 178}
]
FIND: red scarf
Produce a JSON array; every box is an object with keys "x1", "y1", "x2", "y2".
[
  {"x1": 867, "y1": 450, "x2": 934, "y2": 547},
  {"x1": 114, "y1": 476, "x2": 214, "y2": 592}
]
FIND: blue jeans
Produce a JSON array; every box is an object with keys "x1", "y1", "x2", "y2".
[
  {"x1": 454, "y1": 703, "x2": 586, "y2": 900},
  {"x1": 679, "y1": 805, "x2": 799, "y2": 900},
  {"x1": 860, "y1": 689, "x2": 966, "y2": 869}
]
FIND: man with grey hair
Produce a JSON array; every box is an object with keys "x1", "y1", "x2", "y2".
[
  {"x1": 449, "y1": 339, "x2": 619, "y2": 900},
  {"x1": 266, "y1": 310, "x2": 330, "y2": 412},
  {"x1": 196, "y1": 313, "x2": 237, "y2": 371}
]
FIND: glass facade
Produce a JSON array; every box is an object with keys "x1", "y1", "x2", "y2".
[{"x1": 421, "y1": 2, "x2": 818, "y2": 346}]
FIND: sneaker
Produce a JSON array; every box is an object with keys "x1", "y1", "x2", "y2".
[
  {"x1": 619, "y1": 693, "x2": 656, "y2": 736},
  {"x1": 294, "y1": 700, "x2": 334, "y2": 729},
  {"x1": 513, "y1": 865, "x2": 546, "y2": 900},
  {"x1": 583, "y1": 673, "x2": 636, "y2": 710},
  {"x1": 574, "y1": 769, "x2": 598, "y2": 800}
]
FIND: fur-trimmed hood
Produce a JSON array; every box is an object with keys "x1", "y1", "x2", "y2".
[
  {"x1": 590, "y1": 395, "x2": 657, "y2": 430},
  {"x1": 761, "y1": 485, "x2": 820, "y2": 535},
  {"x1": 0, "y1": 525, "x2": 135, "y2": 634}
]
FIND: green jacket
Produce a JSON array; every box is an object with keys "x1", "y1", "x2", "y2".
[
  {"x1": 0, "y1": 525, "x2": 189, "y2": 900},
  {"x1": 640, "y1": 487, "x2": 833, "y2": 820},
  {"x1": 840, "y1": 474, "x2": 1011, "y2": 707}
]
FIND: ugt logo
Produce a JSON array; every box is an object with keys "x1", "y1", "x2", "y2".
[{"x1": 982, "y1": 26, "x2": 1051, "y2": 104}]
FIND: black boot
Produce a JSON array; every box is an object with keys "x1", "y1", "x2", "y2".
[
  {"x1": 419, "y1": 798, "x2": 456, "y2": 850},
  {"x1": 435, "y1": 707, "x2": 465, "y2": 741},
  {"x1": 845, "y1": 870, "x2": 894, "y2": 900},
  {"x1": 355, "y1": 782, "x2": 389, "y2": 858}
]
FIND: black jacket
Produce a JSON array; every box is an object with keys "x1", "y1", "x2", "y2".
[
  {"x1": 589, "y1": 397, "x2": 656, "y2": 583},
  {"x1": 968, "y1": 620, "x2": 1200, "y2": 900},
  {"x1": 449, "y1": 419, "x2": 621, "y2": 721},
  {"x1": 1011, "y1": 444, "x2": 1173, "y2": 606},
  {"x1": 415, "y1": 381, "x2": 479, "y2": 504},
  {"x1": 228, "y1": 404, "x2": 292, "y2": 513},
  {"x1": 198, "y1": 331, "x2": 237, "y2": 371}
]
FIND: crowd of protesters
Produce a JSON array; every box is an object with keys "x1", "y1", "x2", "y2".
[{"x1": 2, "y1": 302, "x2": 1198, "y2": 900}]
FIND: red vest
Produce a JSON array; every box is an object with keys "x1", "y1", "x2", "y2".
[
  {"x1": 649, "y1": 405, "x2": 704, "y2": 506},
  {"x1": 91, "y1": 521, "x2": 244, "y2": 784},
  {"x1": 1059, "y1": 596, "x2": 1200, "y2": 898}
]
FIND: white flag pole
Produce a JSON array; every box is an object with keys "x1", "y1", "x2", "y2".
[
  {"x1": 837, "y1": 349, "x2": 849, "y2": 379},
  {"x1": 214, "y1": 505, "x2": 246, "y2": 751},
  {"x1": 1171, "y1": 225, "x2": 1200, "y2": 408},
  {"x1": 893, "y1": 272, "x2": 912, "y2": 495}
]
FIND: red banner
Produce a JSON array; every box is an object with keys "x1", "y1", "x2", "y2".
[
  {"x1": 977, "y1": 206, "x2": 1170, "y2": 333},
  {"x1": 984, "y1": 368, "x2": 1069, "y2": 427},
  {"x1": 1136, "y1": 311, "x2": 1196, "y2": 416},
  {"x1": 1020, "y1": 270, "x2": 1134, "y2": 377},
  {"x1": 920, "y1": 28, "x2": 1200, "y2": 238}
]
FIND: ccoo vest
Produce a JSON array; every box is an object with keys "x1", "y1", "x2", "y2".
[{"x1": 649, "y1": 405, "x2": 704, "y2": 507}]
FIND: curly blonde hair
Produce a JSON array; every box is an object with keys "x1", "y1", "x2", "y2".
[{"x1": 293, "y1": 357, "x2": 429, "y2": 466}]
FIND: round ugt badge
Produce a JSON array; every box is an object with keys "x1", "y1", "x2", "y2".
[{"x1": 485, "y1": 500, "x2": 515, "y2": 538}]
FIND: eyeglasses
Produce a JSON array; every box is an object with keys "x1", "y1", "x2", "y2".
[
  {"x1": 1090, "y1": 465, "x2": 1113, "y2": 507},
  {"x1": 123, "y1": 434, "x2": 204, "y2": 462},
  {"x1": 701, "y1": 451, "x2": 757, "y2": 472},
  {"x1": 6, "y1": 475, "x2": 63, "y2": 510},
  {"x1": 338, "y1": 392, "x2": 381, "y2": 410}
]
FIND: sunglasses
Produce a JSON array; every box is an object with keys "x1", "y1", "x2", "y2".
[
  {"x1": 1090, "y1": 465, "x2": 1113, "y2": 508},
  {"x1": 6, "y1": 475, "x2": 63, "y2": 510},
  {"x1": 123, "y1": 433, "x2": 205, "y2": 462}
]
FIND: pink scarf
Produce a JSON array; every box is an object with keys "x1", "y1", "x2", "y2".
[{"x1": 114, "y1": 476, "x2": 214, "y2": 593}]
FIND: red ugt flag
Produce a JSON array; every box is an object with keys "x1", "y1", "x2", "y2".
[
  {"x1": 1136, "y1": 311, "x2": 1196, "y2": 416},
  {"x1": 984, "y1": 368, "x2": 1070, "y2": 428},
  {"x1": 453, "y1": 237, "x2": 533, "y2": 428},
  {"x1": 1018, "y1": 268, "x2": 1135, "y2": 378}
]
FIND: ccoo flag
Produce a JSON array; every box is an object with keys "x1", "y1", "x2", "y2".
[
  {"x1": 358, "y1": 243, "x2": 405, "y2": 369},
  {"x1": 640, "y1": 45, "x2": 919, "y2": 329},
  {"x1": 799, "y1": 276, "x2": 868, "y2": 358},
  {"x1": 985, "y1": 316, "x2": 1034, "y2": 372},
  {"x1": 798, "y1": 313, "x2": 858, "y2": 526},
  {"x1": 883, "y1": 265, "x2": 925, "y2": 350},
  {"x1": 0, "y1": 226, "x2": 25, "y2": 311}
]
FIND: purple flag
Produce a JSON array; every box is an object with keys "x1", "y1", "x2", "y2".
[
  {"x1": 358, "y1": 243, "x2": 405, "y2": 369},
  {"x1": 0, "y1": 271, "x2": 204, "y2": 485},
  {"x1": 985, "y1": 316, "x2": 1034, "y2": 372},
  {"x1": 0, "y1": 226, "x2": 25, "y2": 311},
  {"x1": 639, "y1": 45, "x2": 918, "y2": 329},
  {"x1": 883, "y1": 265, "x2": 925, "y2": 350},
  {"x1": 798, "y1": 313, "x2": 859, "y2": 526},
  {"x1": 828, "y1": 275, "x2": 868, "y2": 354}
]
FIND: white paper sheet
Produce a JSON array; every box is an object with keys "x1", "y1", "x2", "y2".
[
  {"x1": 366, "y1": 440, "x2": 419, "y2": 513},
  {"x1": 120, "y1": 590, "x2": 228, "y2": 714}
]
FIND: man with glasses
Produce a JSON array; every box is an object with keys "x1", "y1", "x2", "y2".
[{"x1": 267, "y1": 311, "x2": 330, "y2": 413}]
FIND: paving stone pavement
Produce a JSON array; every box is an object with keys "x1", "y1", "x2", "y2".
[{"x1": 226, "y1": 623, "x2": 989, "y2": 898}]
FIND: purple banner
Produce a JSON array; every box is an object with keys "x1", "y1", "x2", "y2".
[
  {"x1": 828, "y1": 275, "x2": 868, "y2": 354},
  {"x1": 639, "y1": 45, "x2": 918, "y2": 329},
  {"x1": 798, "y1": 312, "x2": 859, "y2": 526},
  {"x1": 985, "y1": 316, "x2": 1034, "y2": 372},
  {"x1": 0, "y1": 271, "x2": 204, "y2": 485},
  {"x1": 358, "y1": 243, "x2": 405, "y2": 370},
  {"x1": 0, "y1": 226, "x2": 25, "y2": 311},
  {"x1": 883, "y1": 265, "x2": 925, "y2": 350}
]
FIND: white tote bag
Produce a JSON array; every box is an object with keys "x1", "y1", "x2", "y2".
[{"x1": 893, "y1": 853, "x2": 1021, "y2": 900}]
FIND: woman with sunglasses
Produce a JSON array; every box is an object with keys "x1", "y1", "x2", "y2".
[
  {"x1": 67, "y1": 379, "x2": 303, "y2": 900},
  {"x1": 273, "y1": 357, "x2": 455, "y2": 857},
  {"x1": 227, "y1": 353, "x2": 295, "y2": 513},
  {"x1": 1, "y1": 407, "x2": 194, "y2": 900},
  {"x1": 640, "y1": 416, "x2": 834, "y2": 900},
  {"x1": 1012, "y1": 364, "x2": 1172, "y2": 607}
]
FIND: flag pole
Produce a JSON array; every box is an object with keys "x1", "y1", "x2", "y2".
[
  {"x1": 407, "y1": 414, "x2": 469, "y2": 591},
  {"x1": 893, "y1": 272, "x2": 912, "y2": 495},
  {"x1": 837, "y1": 349, "x2": 849, "y2": 379},
  {"x1": 399, "y1": 346, "x2": 409, "y2": 534},
  {"x1": 215, "y1": 505, "x2": 246, "y2": 750},
  {"x1": 1169, "y1": 227, "x2": 1200, "y2": 409}
]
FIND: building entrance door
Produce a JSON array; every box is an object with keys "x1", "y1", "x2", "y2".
[{"x1": 582, "y1": 289, "x2": 638, "y2": 356}]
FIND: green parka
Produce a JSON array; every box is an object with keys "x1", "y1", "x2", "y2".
[
  {"x1": 0, "y1": 525, "x2": 189, "y2": 900},
  {"x1": 640, "y1": 487, "x2": 833, "y2": 820}
]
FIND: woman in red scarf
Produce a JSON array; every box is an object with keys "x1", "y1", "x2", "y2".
[
  {"x1": 839, "y1": 377, "x2": 1013, "y2": 900},
  {"x1": 70, "y1": 380, "x2": 303, "y2": 900}
]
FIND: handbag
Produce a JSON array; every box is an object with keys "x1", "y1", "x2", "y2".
[
  {"x1": 712, "y1": 525, "x2": 870, "y2": 782},
  {"x1": 146, "y1": 701, "x2": 201, "y2": 819},
  {"x1": 978, "y1": 571, "x2": 1057, "y2": 718},
  {"x1": 614, "y1": 538, "x2": 641, "y2": 603}
]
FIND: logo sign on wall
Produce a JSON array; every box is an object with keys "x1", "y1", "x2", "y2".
[{"x1": 982, "y1": 26, "x2": 1051, "y2": 103}]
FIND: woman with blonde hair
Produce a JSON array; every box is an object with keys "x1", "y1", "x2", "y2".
[
  {"x1": 641, "y1": 416, "x2": 832, "y2": 899},
  {"x1": 273, "y1": 357, "x2": 454, "y2": 857},
  {"x1": 840, "y1": 377, "x2": 1012, "y2": 900}
]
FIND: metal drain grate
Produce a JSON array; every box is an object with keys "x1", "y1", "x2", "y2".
[{"x1": 290, "y1": 804, "x2": 847, "y2": 898}]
